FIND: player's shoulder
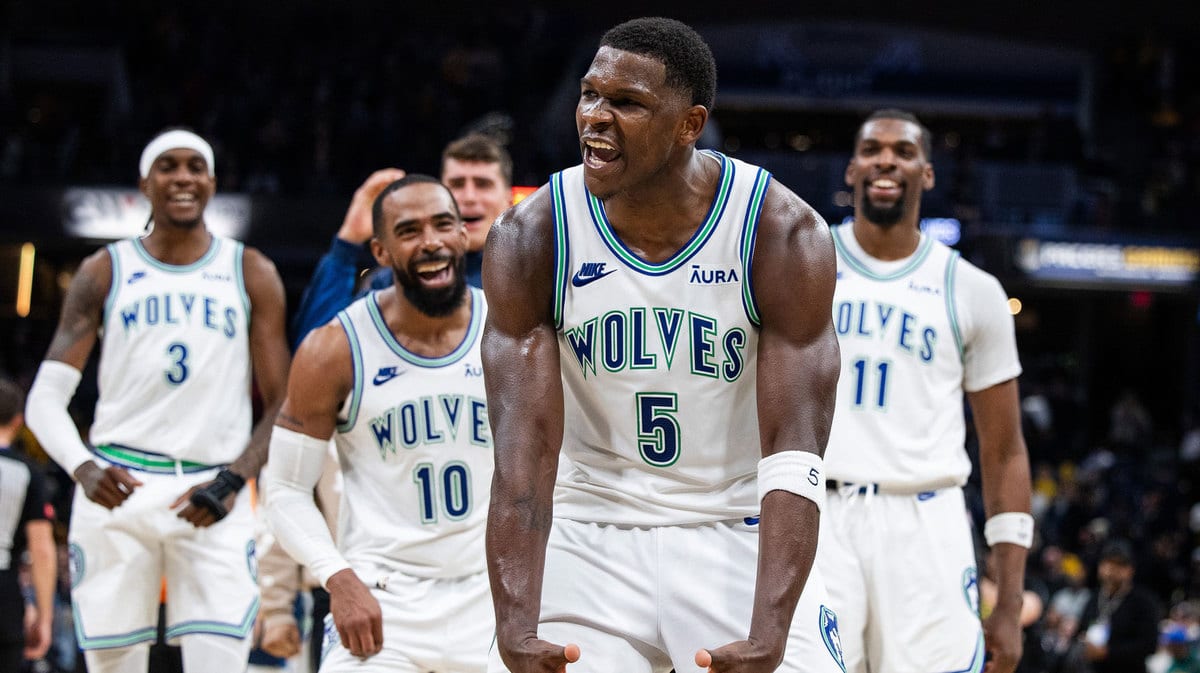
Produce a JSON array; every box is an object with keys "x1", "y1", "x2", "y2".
[
  {"x1": 948, "y1": 248, "x2": 1007, "y2": 298},
  {"x1": 293, "y1": 316, "x2": 353, "y2": 372}
]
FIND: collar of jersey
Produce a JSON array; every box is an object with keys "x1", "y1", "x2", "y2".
[
  {"x1": 832, "y1": 224, "x2": 934, "y2": 281},
  {"x1": 584, "y1": 149, "x2": 733, "y2": 276},
  {"x1": 132, "y1": 235, "x2": 221, "y2": 273},
  {"x1": 365, "y1": 287, "x2": 482, "y2": 368}
]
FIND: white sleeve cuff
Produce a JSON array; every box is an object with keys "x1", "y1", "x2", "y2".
[
  {"x1": 25, "y1": 360, "x2": 94, "y2": 476},
  {"x1": 262, "y1": 426, "x2": 350, "y2": 587}
]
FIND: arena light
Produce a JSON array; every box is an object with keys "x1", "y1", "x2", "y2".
[
  {"x1": 1007, "y1": 297, "x2": 1022, "y2": 316},
  {"x1": 17, "y1": 242, "x2": 35, "y2": 317},
  {"x1": 511, "y1": 186, "x2": 537, "y2": 205}
]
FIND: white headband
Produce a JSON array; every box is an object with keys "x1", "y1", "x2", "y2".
[{"x1": 139, "y1": 130, "x2": 215, "y2": 178}]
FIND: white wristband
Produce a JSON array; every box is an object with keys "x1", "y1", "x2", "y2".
[
  {"x1": 757, "y1": 451, "x2": 825, "y2": 511},
  {"x1": 984, "y1": 512, "x2": 1034, "y2": 548},
  {"x1": 26, "y1": 360, "x2": 95, "y2": 476}
]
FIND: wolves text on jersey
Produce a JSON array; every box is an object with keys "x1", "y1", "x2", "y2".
[
  {"x1": 368, "y1": 394, "x2": 491, "y2": 459},
  {"x1": 117, "y1": 292, "x2": 239, "y2": 338},
  {"x1": 564, "y1": 307, "x2": 747, "y2": 381},
  {"x1": 833, "y1": 299, "x2": 938, "y2": 363}
]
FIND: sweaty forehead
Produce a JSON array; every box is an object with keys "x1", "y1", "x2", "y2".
[
  {"x1": 443, "y1": 159, "x2": 502, "y2": 182},
  {"x1": 584, "y1": 46, "x2": 667, "y2": 92},
  {"x1": 859, "y1": 119, "x2": 923, "y2": 146},
  {"x1": 384, "y1": 182, "x2": 457, "y2": 219}
]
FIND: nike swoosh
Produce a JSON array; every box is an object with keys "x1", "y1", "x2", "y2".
[
  {"x1": 372, "y1": 370, "x2": 404, "y2": 385},
  {"x1": 571, "y1": 268, "x2": 618, "y2": 287}
]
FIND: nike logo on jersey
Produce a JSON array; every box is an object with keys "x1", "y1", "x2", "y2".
[
  {"x1": 571, "y1": 262, "x2": 617, "y2": 287},
  {"x1": 372, "y1": 366, "x2": 405, "y2": 385},
  {"x1": 127, "y1": 271, "x2": 147, "y2": 285}
]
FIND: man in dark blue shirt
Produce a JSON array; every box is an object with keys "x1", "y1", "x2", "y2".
[{"x1": 290, "y1": 134, "x2": 514, "y2": 347}]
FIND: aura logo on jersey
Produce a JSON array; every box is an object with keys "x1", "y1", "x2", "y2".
[
  {"x1": 564, "y1": 307, "x2": 747, "y2": 381},
  {"x1": 117, "y1": 292, "x2": 239, "y2": 338},
  {"x1": 688, "y1": 263, "x2": 740, "y2": 285},
  {"x1": 833, "y1": 300, "x2": 937, "y2": 363},
  {"x1": 368, "y1": 394, "x2": 490, "y2": 459}
]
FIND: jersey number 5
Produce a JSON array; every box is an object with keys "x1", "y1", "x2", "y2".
[{"x1": 637, "y1": 393, "x2": 680, "y2": 467}]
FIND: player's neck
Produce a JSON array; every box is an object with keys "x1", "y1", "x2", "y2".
[
  {"x1": 603, "y1": 150, "x2": 717, "y2": 263},
  {"x1": 380, "y1": 288, "x2": 472, "y2": 359},
  {"x1": 141, "y1": 221, "x2": 214, "y2": 266},
  {"x1": 850, "y1": 215, "x2": 921, "y2": 261}
]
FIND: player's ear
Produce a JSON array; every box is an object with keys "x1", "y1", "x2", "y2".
[
  {"x1": 369, "y1": 237, "x2": 391, "y2": 267},
  {"x1": 923, "y1": 163, "x2": 935, "y2": 192},
  {"x1": 679, "y1": 105, "x2": 708, "y2": 146},
  {"x1": 138, "y1": 176, "x2": 151, "y2": 199},
  {"x1": 844, "y1": 160, "x2": 857, "y2": 189}
]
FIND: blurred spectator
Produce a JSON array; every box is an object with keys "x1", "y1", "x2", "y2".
[{"x1": 1073, "y1": 539, "x2": 1163, "y2": 673}]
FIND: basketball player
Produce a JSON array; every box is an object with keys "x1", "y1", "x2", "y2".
[
  {"x1": 290, "y1": 134, "x2": 513, "y2": 345},
  {"x1": 263, "y1": 175, "x2": 494, "y2": 672},
  {"x1": 483, "y1": 17, "x2": 845, "y2": 673},
  {"x1": 24, "y1": 129, "x2": 291, "y2": 673},
  {"x1": 819, "y1": 109, "x2": 1032, "y2": 673}
]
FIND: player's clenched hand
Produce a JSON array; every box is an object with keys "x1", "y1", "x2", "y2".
[
  {"x1": 170, "y1": 481, "x2": 234, "y2": 528},
  {"x1": 696, "y1": 639, "x2": 784, "y2": 673},
  {"x1": 74, "y1": 462, "x2": 143, "y2": 508},
  {"x1": 338, "y1": 168, "x2": 407, "y2": 244},
  {"x1": 327, "y1": 569, "x2": 384, "y2": 658},
  {"x1": 498, "y1": 636, "x2": 580, "y2": 673},
  {"x1": 982, "y1": 608, "x2": 1022, "y2": 673}
]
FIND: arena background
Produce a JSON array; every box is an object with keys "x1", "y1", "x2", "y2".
[{"x1": 0, "y1": 1, "x2": 1198, "y2": 670}]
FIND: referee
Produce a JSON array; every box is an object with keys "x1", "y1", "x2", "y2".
[{"x1": 0, "y1": 378, "x2": 55, "y2": 670}]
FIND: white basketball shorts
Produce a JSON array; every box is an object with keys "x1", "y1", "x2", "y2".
[
  {"x1": 818, "y1": 485, "x2": 984, "y2": 673},
  {"x1": 69, "y1": 464, "x2": 258, "y2": 650},
  {"x1": 319, "y1": 569, "x2": 493, "y2": 673},
  {"x1": 487, "y1": 518, "x2": 847, "y2": 673}
]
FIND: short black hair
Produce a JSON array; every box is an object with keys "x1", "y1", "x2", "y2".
[
  {"x1": 1100, "y1": 539, "x2": 1135, "y2": 567},
  {"x1": 855, "y1": 108, "x2": 933, "y2": 160},
  {"x1": 442, "y1": 134, "x2": 513, "y2": 187},
  {"x1": 0, "y1": 378, "x2": 23, "y2": 426},
  {"x1": 372, "y1": 174, "x2": 461, "y2": 238},
  {"x1": 599, "y1": 17, "x2": 717, "y2": 110}
]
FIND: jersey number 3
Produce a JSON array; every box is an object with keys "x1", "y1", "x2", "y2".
[{"x1": 165, "y1": 342, "x2": 189, "y2": 385}]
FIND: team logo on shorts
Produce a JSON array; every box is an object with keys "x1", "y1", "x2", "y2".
[
  {"x1": 68, "y1": 543, "x2": 84, "y2": 589},
  {"x1": 819, "y1": 605, "x2": 847, "y2": 672},
  {"x1": 962, "y1": 567, "x2": 980, "y2": 614},
  {"x1": 245, "y1": 540, "x2": 258, "y2": 582},
  {"x1": 321, "y1": 614, "x2": 339, "y2": 663}
]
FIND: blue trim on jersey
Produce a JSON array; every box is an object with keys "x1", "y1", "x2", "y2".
[
  {"x1": 163, "y1": 595, "x2": 260, "y2": 641},
  {"x1": 740, "y1": 168, "x2": 771, "y2": 327},
  {"x1": 73, "y1": 601, "x2": 157, "y2": 650},
  {"x1": 336, "y1": 310, "x2": 364, "y2": 433},
  {"x1": 365, "y1": 288, "x2": 483, "y2": 368},
  {"x1": 938, "y1": 631, "x2": 985, "y2": 673},
  {"x1": 551, "y1": 171, "x2": 570, "y2": 331},
  {"x1": 944, "y1": 251, "x2": 965, "y2": 362},
  {"x1": 583, "y1": 150, "x2": 733, "y2": 276},
  {"x1": 831, "y1": 225, "x2": 934, "y2": 281},
  {"x1": 102, "y1": 243, "x2": 121, "y2": 327},
  {"x1": 132, "y1": 235, "x2": 222, "y2": 272},
  {"x1": 233, "y1": 241, "x2": 251, "y2": 315}
]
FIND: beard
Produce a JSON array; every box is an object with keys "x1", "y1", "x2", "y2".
[
  {"x1": 859, "y1": 184, "x2": 906, "y2": 228},
  {"x1": 393, "y1": 253, "x2": 468, "y2": 318}
]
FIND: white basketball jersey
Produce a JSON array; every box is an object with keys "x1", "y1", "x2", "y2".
[
  {"x1": 333, "y1": 288, "x2": 492, "y2": 579},
  {"x1": 825, "y1": 223, "x2": 1022, "y2": 490},
  {"x1": 91, "y1": 236, "x2": 252, "y2": 464},
  {"x1": 551, "y1": 151, "x2": 769, "y2": 526}
]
